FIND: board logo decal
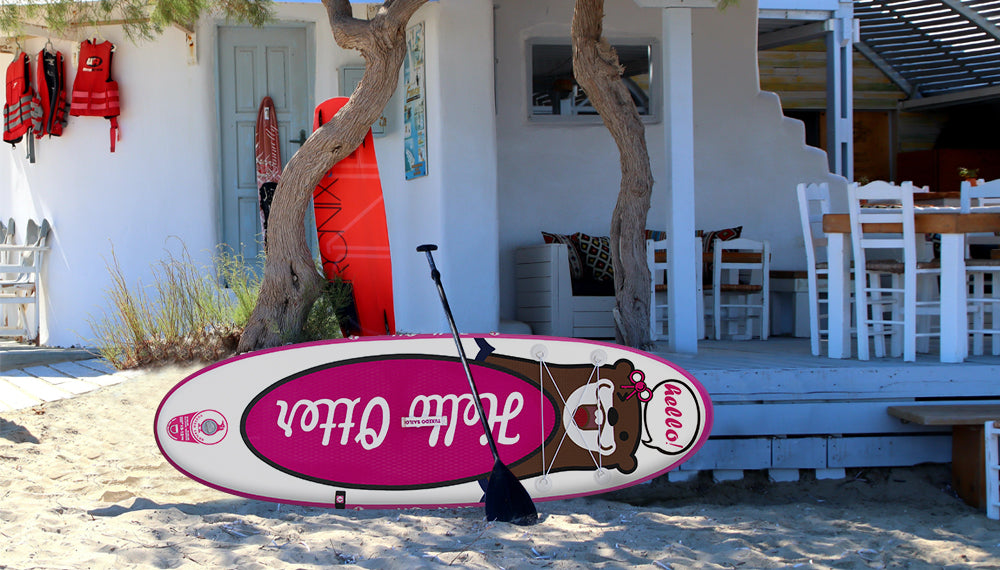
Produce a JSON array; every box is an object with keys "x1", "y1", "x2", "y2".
[
  {"x1": 240, "y1": 355, "x2": 561, "y2": 491},
  {"x1": 166, "y1": 410, "x2": 228, "y2": 445}
]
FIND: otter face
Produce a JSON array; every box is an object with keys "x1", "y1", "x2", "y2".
[{"x1": 562, "y1": 378, "x2": 620, "y2": 456}]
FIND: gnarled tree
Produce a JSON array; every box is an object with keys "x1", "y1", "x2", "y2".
[
  {"x1": 237, "y1": 0, "x2": 428, "y2": 352},
  {"x1": 572, "y1": 0, "x2": 655, "y2": 349}
]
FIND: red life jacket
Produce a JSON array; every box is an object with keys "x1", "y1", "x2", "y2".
[
  {"x1": 34, "y1": 49, "x2": 68, "y2": 138},
  {"x1": 70, "y1": 40, "x2": 120, "y2": 152},
  {"x1": 3, "y1": 52, "x2": 41, "y2": 145}
]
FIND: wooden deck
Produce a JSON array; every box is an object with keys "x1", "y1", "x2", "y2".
[{"x1": 646, "y1": 337, "x2": 1000, "y2": 480}]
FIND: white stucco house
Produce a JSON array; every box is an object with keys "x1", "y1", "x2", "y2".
[{"x1": 2, "y1": 0, "x2": 847, "y2": 350}]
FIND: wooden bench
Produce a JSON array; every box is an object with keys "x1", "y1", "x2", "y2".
[{"x1": 887, "y1": 404, "x2": 1000, "y2": 509}]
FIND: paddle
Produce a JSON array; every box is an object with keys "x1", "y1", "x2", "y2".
[{"x1": 417, "y1": 244, "x2": 539, "y2": 526}]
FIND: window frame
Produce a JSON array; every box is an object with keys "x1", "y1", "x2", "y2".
[{"x1": 526, "y1": 37, "x2": 661, "y2": 125}]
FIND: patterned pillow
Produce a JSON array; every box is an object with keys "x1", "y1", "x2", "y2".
[
  {"x1": 572, "y1": 232, "x2": 614, "y2": 281},
  {"x1": 701, "y1": 226, "x2": 743, "y2": 252},
  {"x1": 645, "y1": 229, "x2": 667, "y2": 241},
  {"x1": 541, "y1": 231, "x2": 584, "y2": 280}
]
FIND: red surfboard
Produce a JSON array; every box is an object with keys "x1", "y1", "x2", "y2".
[
  {"x1": 155, "y1": 335, "x2": 713, "y2": 509},
  {"x1": 255, "y1": 96, "x2": 281, "y2": 247},
  {"x1": 312, "y1": 97, "x2": 395, "y2": 337}
]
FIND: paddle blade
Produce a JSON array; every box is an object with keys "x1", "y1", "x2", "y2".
[{"x1": 484, "y1": 460, "x2": 538, "y2": 526}]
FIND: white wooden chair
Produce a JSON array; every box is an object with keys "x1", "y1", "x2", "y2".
[
  {"x1": 647, "y1": 236, "x2": 705, "y2": 342},
  {"x1": 711, "y1": 237, "x2": 770, "y2": 340},
  {"x1": 647, "y1": 238, "x2": 669, "y2": 341},
  {"x1": 960, "y1": 178, "x2": 1000, "y2": 355},
  {"x1": 0, "y1": 219, "x2": 51, "y2": 343},
  {"x1": 796, "y1": 182, "x2": 834, "y2": 356},
  {"x1": 848, "y1": 181, "x2": 940, "y2": 361}
]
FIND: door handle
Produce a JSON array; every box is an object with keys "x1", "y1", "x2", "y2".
[{"x1": 289, "y1": 129, "x2": 307, "y2": 146}]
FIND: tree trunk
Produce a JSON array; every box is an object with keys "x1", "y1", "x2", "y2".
[
  {"x1": 238, "y1": 0, "x2": 428, "y2": 353},
  {"x1": 571, "y1": 0, "x2": 655, "y2": 349}
]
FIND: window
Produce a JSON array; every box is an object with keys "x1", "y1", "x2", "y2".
[{"x1": 528, "y1": 39, "x2": 658, "y2": 123}]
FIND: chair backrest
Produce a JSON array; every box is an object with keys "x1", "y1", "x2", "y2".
[
  {"x1": 796, "y1": 182, "x2": 830, "y2": 270},
  {"x1": 961, "y1": 179, "x2": 1000, "y2": 213},
  {"x1": 20, "y1": 219, "x2": 51, "y2": 268},
  {"x1": 713, "y1": 237, "x2": 770, "y2": 287},
  {"x1": 847, "y1": 180, "x2": 918, "y2": 271}
]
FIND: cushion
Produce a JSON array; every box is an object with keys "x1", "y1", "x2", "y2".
[
  {"x1": 541, "y1": 231, "x2": 584, "y2": 280},
  {"x1": 645, "y1": 229, "x2": 667, "y2": 241},
  {"x1": 701, "y1": 226, "x2": 743, "y2": 252},
  {"x1": 572, "y1": 232, "x2": 614, "y2": 281}
]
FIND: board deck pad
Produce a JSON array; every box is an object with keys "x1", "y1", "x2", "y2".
[
  {"x1": 254, "y1": 96, "x2": 281, "y2": 247},
  {"x1": 155, "y1": 335, "x2": 712, "y2": 510},
  {"x1": 311, "y1": 97, "x2": 395, "y2": 337}
]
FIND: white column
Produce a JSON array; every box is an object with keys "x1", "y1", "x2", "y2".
[
  {"x1": 825, "y1": 11, "x2": 855, "y2": 180},
  {"x1": 663, "y1": 7, "x2": 698, "y2": 353}
]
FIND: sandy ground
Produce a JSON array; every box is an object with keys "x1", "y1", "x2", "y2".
[{"x1": 2, "y1": 364, "x2": 999, "y2": 569}]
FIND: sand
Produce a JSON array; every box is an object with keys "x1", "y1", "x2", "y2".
[{"x1": 2, "y1": 364, "x2": 999, "y2": 569}]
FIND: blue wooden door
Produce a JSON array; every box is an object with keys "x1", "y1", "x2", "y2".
[{"x1": 217, "y1": 26, "x2": 311, "y2": 264}]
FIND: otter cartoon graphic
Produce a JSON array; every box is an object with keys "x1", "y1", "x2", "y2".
[{"x1": 472, "y1": 338, "x2": 696, "y2": 480}]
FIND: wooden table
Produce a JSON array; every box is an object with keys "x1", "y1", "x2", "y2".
[
  {"x1": 823, "y1": 211, "x2": 1000, "y2": 362},
  {"x1": 888, "y1": 404, "x2": 1000, "y2": 509}
]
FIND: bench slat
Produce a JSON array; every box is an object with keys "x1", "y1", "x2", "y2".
[{"x1": 888, "y1": 404, "x2": 1000, "y2": 426}]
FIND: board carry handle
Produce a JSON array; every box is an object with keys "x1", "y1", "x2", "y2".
[{"x1": 417, "y1": 244, "x2": 538, "y2": 526}]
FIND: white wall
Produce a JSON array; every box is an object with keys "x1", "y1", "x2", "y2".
[
  {"x1": 2, "y1": 26, "x2": 219, "y2": 347},
  {"x1": 1, "y1": 0, "x2": 499, "y2": 347},
  {"x1": 495, "y1": 0, "x2": 843, "y2": 321}
]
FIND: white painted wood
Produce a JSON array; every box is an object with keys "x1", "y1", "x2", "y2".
[
  {"x1": 986, "y1": 421, "x2": 1000, "y2": 520},
  {"x1": 847, "y1": 181, "x2": 942, "y2": 362},
  {"x1": 825, "y1": 15, "x2": 854, "y2": 179},
  {"x1": 797, "y1": 183, "x2": 833, "y2": 355},
  {"x1": 662, "y1": 7, "x2": 698, "y2": 354},
  {"x1": 773, "y1": 437, "x2": 828, "y2": 468},
  {"x1": 826, "y1": 232, "x2": 852, "y2": 358},
  {"x1": 827, "y1": 435, "x2": 951, "y2": 467},
  {"x1": 680, "y1": 438, "x2": 772, "y2": 470},
  {"x1": 940, "y1": 233, "x2": 967, "y2": 362},
  {"x1": 712, "y1": 238, "x2": 770, "y2": 340}
]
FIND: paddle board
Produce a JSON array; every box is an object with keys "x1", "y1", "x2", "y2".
[
  {"x1": 155, "y1": 335, "x2": 712, "y2": 510},
  {"x1": 255, "y1": 96, "x2": 282, "y2": 248},
  {"x1": 311, "y1": 97, "x2": 395, "y2": 337}
]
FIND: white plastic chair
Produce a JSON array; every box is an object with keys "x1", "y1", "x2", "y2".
[
  {"x1": 711, "y1": 237, "x2": 770, "y2": 340},
  {"x1": 848, "y1": 181, "x2": 940, "y2": 361},
  {"x1": 0, "y1": 219, "x2": 51, "y2": 343},
  {"x1": 960, "y1": 178, "x2": 1000, "y2": 355}
]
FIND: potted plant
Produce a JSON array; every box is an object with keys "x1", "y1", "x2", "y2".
[{"x1": 959, "y1": 167, "x2": 980, "y2": 186}]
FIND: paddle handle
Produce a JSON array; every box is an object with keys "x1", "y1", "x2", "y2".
[{"x1": 417, "y1": 244, "x2": 502, "y2": 462}]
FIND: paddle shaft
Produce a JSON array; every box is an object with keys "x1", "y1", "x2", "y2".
[{"x1": 417, "y1": 245, "x2": 502, "y2": 462}]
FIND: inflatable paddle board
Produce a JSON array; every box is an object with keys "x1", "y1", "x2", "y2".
[
  {"x1": 311, "y1": 97, "x2": 395, "y2": 337},
  {"x1": 254, "y1": 96, "x2": 281, "y2": 248},
  {"x1": 155, "y1": 335, "x2": 712, "y2": 510}
]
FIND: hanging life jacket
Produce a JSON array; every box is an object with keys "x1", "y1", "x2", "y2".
[
  {"x1": 3, "y1": 52, "x2": 41, "y2": 146},
  {"x1": 70, "y1": 40, "x2": 120, "y2": 152},
  {"x1": 34, "y1": 49, "x2": 68, "y2": 138}
]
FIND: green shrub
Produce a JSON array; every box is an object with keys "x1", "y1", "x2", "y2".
[{"x1": 88, "y1": 242, "x2": 261, "y2": 369}]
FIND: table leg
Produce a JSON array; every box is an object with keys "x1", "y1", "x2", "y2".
[
  {"x1": 953, "y1": 424, "x2": 986, "y2": 509},
  {"x1": 939, "y1": 233, "x2": 968, "y2": 363},
  {"x1": 827, "y1": 232, "x2": 851, "y2": 358}
]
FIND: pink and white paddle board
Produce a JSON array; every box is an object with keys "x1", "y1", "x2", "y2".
[{"x1": 154, "y1": 335, "x2": 712, "y2": 510}]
